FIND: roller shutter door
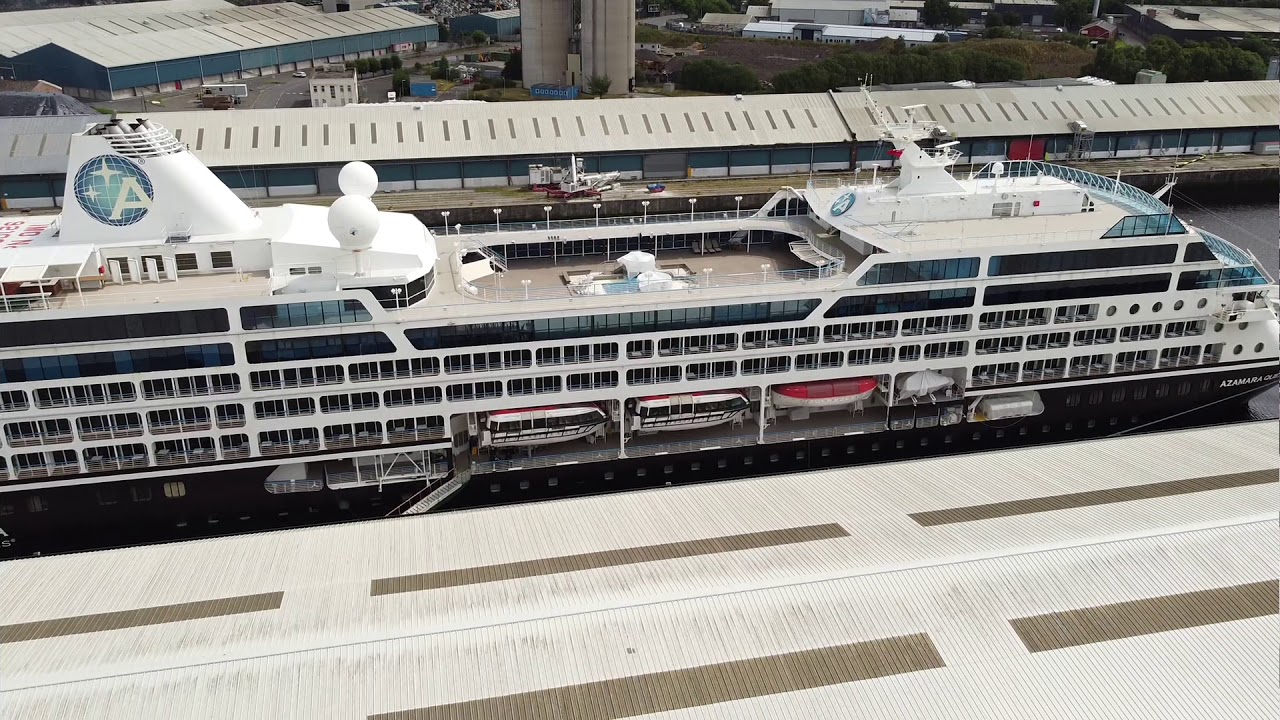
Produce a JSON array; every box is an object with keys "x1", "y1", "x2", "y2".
[{"x1": 643, "y1": 152, "x2": 687, "y2": 179}]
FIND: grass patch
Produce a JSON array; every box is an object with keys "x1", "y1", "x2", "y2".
[{"x1": 940, "y1": 38, "x2": 1095, "y2": 78}]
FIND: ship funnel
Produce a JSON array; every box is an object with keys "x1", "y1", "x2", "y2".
[{"x1": 58, "y1": 119, "x2": 258, "y2": 243}]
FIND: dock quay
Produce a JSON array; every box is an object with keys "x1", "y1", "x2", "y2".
[{"x1": 2, "y1": 421, "x2": 1275, "y2": 719}]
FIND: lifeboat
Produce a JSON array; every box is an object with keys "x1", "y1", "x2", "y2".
[
  {"x1": 771, "y1": 377, "x2": 878, "y2": 409},
  {"x1": 631, "y1": 391, "x2": 750, "y2": 433},
  {"x1": 482, "y1": 405, "x2": 607, "y2": 447}
]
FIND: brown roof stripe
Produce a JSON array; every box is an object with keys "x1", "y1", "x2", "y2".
[
  {"x1": 0, "y1": 591, "x2": 284, "y2": 643},
  {"x1": 908, "y1": 469, "x2": 1277, "y2": 526},
  {"x1": 370, "y1": 632, "x2": 944, "y2": 720},
  {"x1": 1010, "y1": 579, "x2": 1278, "y2": 653},
  {"x1": 371, "y1": 523, "x2": 849, "y2": 596}
]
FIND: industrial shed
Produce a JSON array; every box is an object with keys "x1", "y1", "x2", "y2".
[
  {"x1": 447, "y1": 9, "x2": 522, "y2": 40},
  {"x1": 0, "y1": 2, "x2": 438, "y2": 100}
]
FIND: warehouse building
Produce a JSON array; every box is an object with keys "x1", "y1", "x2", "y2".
[
  {"x1": 447, "y1": 9, "x2": 522, "y2": 40},
  {"x1": 0, "y1": 1, "x2": 438, "y2": 100},
  {"x1": 0, "y1": 80, "x2": 1275, "y2": 207},
  {"x1": 1124, "y1": 5, "x2": 1280, "y2": 43}
]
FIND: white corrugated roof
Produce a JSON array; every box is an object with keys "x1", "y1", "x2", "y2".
[
  {"x1": 150, "y1": 92, "x2": 849, "y2": 165},
  {"x1": 5, "y1": 6, "x2": 436, "y2": 68},
  {"x1": 833, "y1": 80, "x2": 1280, "y2": 139},
  {"x1": 0, "y1": 421, "x2": 1275, "y2": 717},
  {"x1": 0, "y1": 0, "x2": 233, "y2": 28}
]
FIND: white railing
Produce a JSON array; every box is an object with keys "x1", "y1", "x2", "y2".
[
  {"x1": 762, "y1": 419, "x2": 886, "y2": 443},
  {"x1": 434, "y1": 208, "x2": 764, "y2": 237},
  {"x1": 625, "y1": 434, "x2": 759, "y2": 458},
  {"x1": 474, "y1": 448, "x2": 620, "y2": 473}
]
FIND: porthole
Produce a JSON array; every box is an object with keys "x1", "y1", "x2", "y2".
[
  {"x1": 1087, "y1": 419, "x2": 1097, "y2": 429},
  {"x1": 971, "y1": 432, "x2": 982, "y2": 441},
  {"x1": 1041, "y1": 424, "x2": 1051, "y2": 433},
  {"x1": 820, "y1": 447, "x2": 830, "y2": 457},
  {"x1": 1064, "y1": 421, "x2": 1074, "y2": 431},
  {"x1": 636, "y1": 468, "x2": 647, "y2": 477},
  {"x1": 1152, "y1": 302, "x2": 1163, "y2": 313},
  {"x1": 1197, "y1": 298, "x2": 1208, "y2": 309},
  {"x1": 919, "y1": 437, "x2": 928, "y2": 446},
  {"x1": 1255, "y1": 343, "x2": 1265, "y2": 353},
  {"x1": 1240, "y1": 322, "x2": 1249, "y2": 330},
  {"x1": 743, "y1": 456, "x2": 754, "y2": 465},
  {"x1": 944, "y1": 434, "x2": 954, "y2": 444},
  {"x1": 604, "y1": 471, "x2": 615, "y2": 481},
  {"x1": 1129, "y1": 304, "x2": 1140, "y2": 315},
  {"x1": 1109, "y1": 417, "x2": 1119, "y2": 426},
  {"x1": 871, "y1": 442, "x2": 882, "y2": 451},
  {"x1": 518, "y1": 480, "x2": 530, "y2": 490},
  {"x1": 163, "y1": 481, "x2": 186, "y2": 498},
  {"x1": 547, "y1": 477, "x2": 558, "y2": 487},
  {"x1": 716, "y1": 458, "x2": 728, "y2": 468},
  {"x1": 1234, "y1": 344, "x2": 1243, "y2": 355},
  {"x1": 690, "y1": 461, "x2": 701, "y2": 471},
  {"x1": 663, "y1": 465, "x2": 673, "y2": 475},
  {"x1": 1018, "y1": 426, "x2": 1029, "y2": 436},
  {"x1": 1173, "y1": 300, "x2": 1184, "y2": 311},
  {"x1": 995, "y1": 429, "x2": 1005, "y2": 438},
  {"x1": 1106, "y1": 305, "x2": 1117, "y2": 317},
  {"x1": 769, "y1": 453, "x2": 780, "y2": 463},
  {"x1": 1214, "y1": 323, "x2": 1224, "y2": 332},
  {"x1": 489, "y1": 483, "x2": 500, "y2": 493},
  {"x1": 895, "y1": 439, "x2": 905, "y2": 449},
  {"x1": 795, "y1": 450, "x2": 805, "y2": 460},
  {"x1": 845, "y1": 445, "x2": 855, "y2": 455}
]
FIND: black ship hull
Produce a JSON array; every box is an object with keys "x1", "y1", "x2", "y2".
[{"x1": 2, "y1": 364, "x2": 1275, "y2": 559}]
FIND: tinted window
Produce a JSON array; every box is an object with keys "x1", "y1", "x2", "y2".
[
  {"x1": 405, "y1": 300, "x2": 820, "y2": 350},
  {"x1": 0, "y1": 344, "x2": 234, "y2": 383},
  {"x1": 241, "y1": 300, "x2": 371, "y2": 330},
  {"x1": 1182, "y1": 242, "x2": 1216, "y2": 263},
  {"x1": 984, "y1": 274, "x2": 1171, "y2": 306},
  {"x1": 0, "y1": 309, "x2": 228, "y2": 349},
  {"x1": 988, "y1": 245, "x2": 1176, "y2": 276},
  {"x1": 824, "y1": 289, "x2": 975, "y2": 318},
  {"x1": 1176, "y1": 267, "x2": 1267, "y2": 291},
  {"x1": 245, "y1": 332, "x2": 396, "y2": 363},
  {"x1": 857, "y1": 258, "x2": 979, "y2": 285}
]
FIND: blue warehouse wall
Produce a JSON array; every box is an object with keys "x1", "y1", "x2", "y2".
[{"x1": 11, "y1": 44, "x2": 111, "y2": 92}]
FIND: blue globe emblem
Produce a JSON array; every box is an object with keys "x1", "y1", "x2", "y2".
[
  {"x1": 73, "y1": 155, "x2": 154, "y2": 226},
  {"x1": 830, "y1": 191, "x2": 856, "y2": 217}
]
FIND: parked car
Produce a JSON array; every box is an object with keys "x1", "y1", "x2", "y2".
[{"x1": 292, "y1": 71, "x2": 307, "y2": 78}]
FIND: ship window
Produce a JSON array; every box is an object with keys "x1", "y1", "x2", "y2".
[
  {"x1": 902, "y1": 314, "x2": 970, "y2": 336},
  {"x1": 856, "y1": 258, "x2": 979, "y2": 285},
  {"x1": 0, "y1": 390, "x2": 27, "y2": 412},
  {"x1": 971, "y1": 363, "x2": 1019, "y2": 387},
  {"x1": 0, "y1": 345, "x2": 234, "y2": 384},
  {"x1": 1183, "y1": 242, "x2": 1216, "y2": 263},
  {"x1": 508, "y1": 376, "x2": 562, "y2": 396},
  {"x1": 566, "y1": 371, "x2": 618, "y2": 390},
  {"x1": 244, "y1": 333, "x2": 395, "y2": 364},
  {"x1": 825, "y1": 288, "x2": 975, "y2": 318},
  {"x1": 924, "y1": 341, "x2": 967, "y2": 359},
  {"x1": 175, "y1": 253, "x2": 199, "y2": 273},
  {"x1": 743, "y1": 327, "x2": 818, "y2": 348},
  {"x1": 985, "y1": 275, "x2": 1170, "y2": 306},
  {"x1": 1072, "y1": 328, "x2": 1117, "y2": 346},
  {"x1": 742, "y1": 356, "x2": 791, "y2": 374},
  {"x1": 0, "y1": 310, "x2": 229, "y2": 349},
  {"x1": 1158, "y1": 345, "x2": 1202, "y2": 368},
  {"x1": 898, "y1": 345, "x2": 921, "y2": 362},
  {"x1": 240, "y1": 300, "x2": 371, "y2": 330},
  {"x1": 626, "y1": 366, "x2": 681, "y2": 385},
  {"x1": 793, "y1": 353, "x2": 839, "y2": 371},
  {"x1": 1120, "y1": 324, "x2": 1162, "y2": 342},
  {"x1": 1115, "y1": 350, "x2": 1155, "y2": 371},
  {"x1": 1101, "y1": 214, "x2": 1185, "y2": 238},
  {"x1": 1163, "y1": 321, "x2": 1205, "y2": 338},
  {"x1": 824, "y1": 320, "x2": 897, "y2": 341},
  {"x1": 445, "y1": 350, "x2": 532, "y2": 374},
  {"x1": 975, "y1": 336, "x2": 1022, "y2": 355},
  {"x1": 163, "y1": 481, "x2": 186, "y2": 498},
  {"x1": 209, "y1": 251, "x2": 234, "y2": 269},
  {"x1": 405, "y1": 300, "x2": 821, "y2": 350},
  {"x1": 445, "y1": 381, "x2": 502, "y2": 401},
  {"x1": 991, "y1": 201, "x2": 1020, "y2": 218},
  {"x1": 1022, "y1": 358, "x2": 1067, "y2": 381},
  {"x1": 847, "y1": 347, "x2": 894, "y2": 366},
  {"x1": 1069, "y1": 353, "x2": 1113, "y2": 377},
  {"x1": 1026, "y1": 331, "x2": 1069, "y2": 351},
  {"x1": 1177, "y1": 267, "x2": 1267, "y2": 291},
  {"x1": 626, "y1": 340, "x2": 653, "y2": 359}
]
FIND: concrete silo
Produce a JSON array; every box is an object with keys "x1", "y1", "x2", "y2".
[
  {"x1": 580, "y1": 0, "x2": 635, "y2": 94},
  {"x1": 520, "y1": 0, "x2": 573, "y2": 87}
]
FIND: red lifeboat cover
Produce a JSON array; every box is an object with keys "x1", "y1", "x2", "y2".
[{"x1": 774, "y1": 378, "x2": 877, "y2": 399}]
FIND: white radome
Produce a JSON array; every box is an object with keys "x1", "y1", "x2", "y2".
[
  {"x1": 327, "y1": 194, "x2": 381, "y2": 251},
  {"x1": 337, "y1": 161, "x2": 379, "y2": 198}
]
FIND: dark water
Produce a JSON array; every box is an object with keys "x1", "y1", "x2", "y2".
[{"x1": 1173, "y1": 188, "x2": 1277, "y2": 421}]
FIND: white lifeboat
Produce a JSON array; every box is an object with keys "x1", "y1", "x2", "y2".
[
  {"x1": 771, "y1": 377, "x2": 878, "y2": 409},
  {"x1": 482, "y1": 405, "x2": 607, "y2": 448},
  {"x1": 631, "y1": 391, "x2": 750, "y2": 433}
]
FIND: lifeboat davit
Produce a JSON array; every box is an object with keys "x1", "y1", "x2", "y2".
[
  {"x1": 482, "y1": 405, "x2": 607, "y2": 447},
  {"x1": 771, "y1": 377, "x2": 878, "y2": 409},
  {"x1": 632, "y1": 391, "x2": 750, "y2": 433}
]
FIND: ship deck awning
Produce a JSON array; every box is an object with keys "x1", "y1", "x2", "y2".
[
  {"x1": 1, "y1": 421, "x2": 1276, "y2": 718},
  {"x1": 0, "y1": 243, "x2": 94, "y2": 283}
]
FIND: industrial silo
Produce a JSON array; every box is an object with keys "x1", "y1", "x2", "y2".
[
  {"x1": 580, "y1": 0, "x2": 635, "y2": 94},
  {"x1": 520, "y1": 0, "x2": 573, "y2": 87}
]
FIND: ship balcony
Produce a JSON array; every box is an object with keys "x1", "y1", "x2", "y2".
[
  {"x1": 1158, "y1": 356, "x2": 1200, "y2": 369},
  {"x1": 14, "y1": 461, "x2": 79, "y2": 479},
  {"x1": 6, "y1": 432, "x2": 72, "y2": 448},
  {"x1": 969, "y1": 370, "x2": 1019, "y2": 388},
  {"x1": 78, "y1": 426, "x2": 144, "y2": 442},
  {"x1": 979, "y1": 317, "x2": 1049, "y2": 331},
  {"x1": 1069, "y1": 362, "x2": 1112, "y2": 378},
  {"x1": 387, "y1": 427, "x2": 447, "y2": 443},
  {"x1": 259, "y1": 439, "x2": 320, "y2": 457},
  {"x1": 149, "y1": 420, "x2": 213, "y2": 435},
  {"x1": 215, "y1": 417, "x2": 247, "y2": 430},
  {"x1": 84, "y1": 453, "x2": 150, "y2": 472},
  {"x1": 1114, "y1": 358, "x2": 1155, "y2": 372},
  {"x1": 221, "y1": 445, "x2": 251, "y2": 460},
  {"x1": 1021, "y1": 367, "x2": 1067, "y2": 382}
]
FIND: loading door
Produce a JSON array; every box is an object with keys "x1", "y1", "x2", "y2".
[{"x1": 643, "y1": 152, "x2": 687, "y2": 179}]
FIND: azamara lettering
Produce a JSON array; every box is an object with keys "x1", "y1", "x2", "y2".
[{"x1": 1221, "y1": 372, "x2": 1280, "y2": 388}]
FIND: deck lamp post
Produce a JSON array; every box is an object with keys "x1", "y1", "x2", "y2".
[
  {"x1": 492, "y1": 207, "x2": 501, "y2": 232},
  {"x1": 761, "y1": 263, "x2": 771, "y2": 282},
  {"x1": 734, "y1": 196, "x2": 742, "y2": 218},
  {"x1": 440, "y1": 211, "x2": 450, "y2": 235},
  {"x1": 521, "y1": 278, "x2": 531, "y2": 299},
  {"x1": 641, "y1": 200, "x2": 649, "y2": 225},
  {"x1": 688, "y1": 197, "x2": 697, "y2": 222},
  {"x1": 593, "y1": 203, "x2": 601, "y2": 227},
  {"x1": 543, "y1": 205, "x2": 552, "y2": 230}
]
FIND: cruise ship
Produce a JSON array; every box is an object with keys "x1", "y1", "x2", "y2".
[{"x1": 0, "y1": 101, "x2": 1276, "y2": 557}]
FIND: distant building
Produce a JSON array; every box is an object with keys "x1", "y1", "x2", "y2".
[
  {"x1": 1, "y1": 2, "x2": 438, "y2": 100},
  {"x1": 744, "y1": 20, "x2": 941, "y2": 47},
  {"x1": 0, "y1": 79, "x2": 63, "y2": 94},
  {"x1": 991, "y1": 0, "x2": 1061, "y2": 27},
  {"x1": 321, "y1": 0, "x2": 384, "y2": 11},
  {"x1": 1080, "y1": 20, "x2": 1117, "y2": 40},
  {"x1": 769, "y1": 0, "x2": 892, "y2": 26},
  {"x1": 0, "y1": 91, "x2": 98, "y2": 117},
  {"x1": 309, "y1": 68, "x2": 360, "y2": 107},
  {"x1": 448, "y1": 9, "x2": 522, "y2": 40},
  {"x1": 1124, "y1": 5, "x2": 1280, "y2": 42}
]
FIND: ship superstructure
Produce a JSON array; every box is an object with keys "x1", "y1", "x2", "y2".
[{"x1": 0, "y1": 107, "x2": 1275, "y2": 556}]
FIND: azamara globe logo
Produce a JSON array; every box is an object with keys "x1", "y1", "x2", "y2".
[
  {"x1": 72, "y1": 155, "x2": 155, "y2": 227},
  {"x1": 830, "y1": 191, "x2": 856, "y2": 216}
]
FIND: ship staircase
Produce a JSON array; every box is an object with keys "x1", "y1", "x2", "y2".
[
  {"x1": 788, "y1": 239, "x2": 839, "y2": 268},
  {"x1": 465, "y1": 243, "x2": 508, "y2": 273},
  {"x1": 391, "y1": 468, "x2": 471, "y2": 516}
]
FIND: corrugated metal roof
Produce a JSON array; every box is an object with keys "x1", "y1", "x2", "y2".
[
  {"x1": 5, "y1": 7, "x2": 436, "y2": 68},
  {"x1": 148, "y1": 92, "x2": 849, "y2": 166},
  {"x1": 0, "y1": 1, "x2": 312, "y2": 57},
  {"x1": 481, "y1": 8, "x2": 521, "y2": 19},
  {"x1": 0, "y1": 92, "x2": 98, "y2": 118},
  {"x1": 0, "y1": 421, "x2": 1274, "y2": 718},
  {"x1": 0, "y1": 115, "x2": 95, "y2": 176},
  {"x1": 0, "y1": 0, "x2": 233, "y2": 28},
  {"x1": 833, "y1": 80, "x2": 1280, "y2": 139}
]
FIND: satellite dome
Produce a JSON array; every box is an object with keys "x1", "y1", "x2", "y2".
[
  {"x1": 337, "y1": 161, "x2": 379, "y2": 198},
  {"x1": 327, "y1": 194, "x2": 381, "y2": 251},
  {"x1": 992, "y1": 161, "x2": 1005, "y2": 177}
]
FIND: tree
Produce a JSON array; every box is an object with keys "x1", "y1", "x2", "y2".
[
  {"x1": 933, "y1": 32, "x2": 950, "y2": 43},
  {"x1": 378, "y1": 56, "x2": 394, "y2": 73},
  {"x1": 665, "y1": 0, "x2": 735, "y2": 21},
  {"x1": 1003, "y1": 12, "x2": 1022, "y2": 26},
  {"x1": 389, "y1": 54, "x2": 403, "y2": 70},
  {"x1": 391, "y1": 68, "x2": 410, "y2": 97},
  {"x1": 586, "y1": 74, "x2": 613, "y2": 96},
  {"x1": 470, "y1": 30, "x2": 488, "y2": 45},
  {"x1": 947, "y1": 7, "x2": 968, "y2": 27},
  {"x1": 678, "y1": 58, "x2": 758, "y2": 94},
  {"x1": 921, "y1": 0, "x2": 953, "y2": 28},
  {"x1": 431, "y1": 57, "x2": 450, "y2": 80},
  {"x1": 502, "y1": 50, "x2": 523, "y2": 83},
  {"x1": 1054, "y1": 0, "x2": 1092, "y2": 31},
  {"x1": 985, "y1": 12, "x2": 1003, "y2": 27},
  {"x1": 354, "y1": 58, "x2": 371, "y2": 75}
]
